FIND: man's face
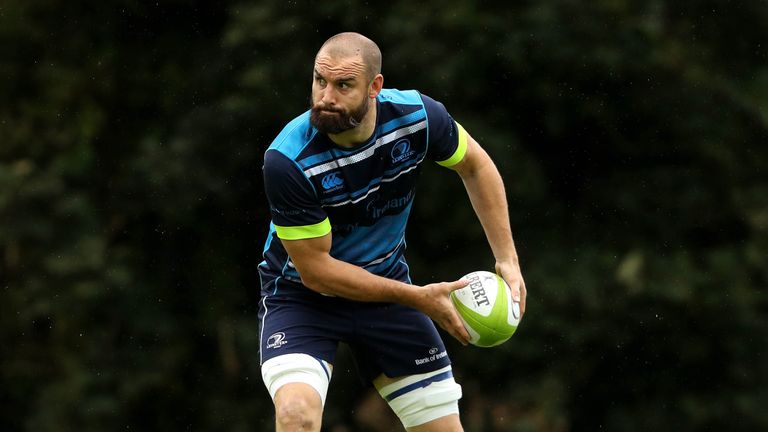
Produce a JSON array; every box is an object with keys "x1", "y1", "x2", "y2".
[{"x1": 310, "y1": 54, "x2": 372, "y2": 135}]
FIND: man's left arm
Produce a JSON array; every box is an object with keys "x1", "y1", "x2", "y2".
[{"x1": 448, "y1": 133, "x2": 527, "y2": 316}]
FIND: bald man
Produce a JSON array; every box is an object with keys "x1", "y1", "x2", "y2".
[{"x1": 259, "y1": 32, "x2": 526, "y2": 432}]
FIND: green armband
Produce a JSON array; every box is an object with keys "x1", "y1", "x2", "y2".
[
  {"x1": 436, "y1": 121, "x2": 468, "y2": 167},
  {"x1": 275, "y1": 218, "x2": 331, "y2": 240}
]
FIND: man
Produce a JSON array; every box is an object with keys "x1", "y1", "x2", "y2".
[{"x1": 259, "y1": 32, "x2": 526, "y2": 432}]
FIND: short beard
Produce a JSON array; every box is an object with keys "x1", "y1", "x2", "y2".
[{"x1": 310, "y1": 96, "x2": 370, "y2": 135}]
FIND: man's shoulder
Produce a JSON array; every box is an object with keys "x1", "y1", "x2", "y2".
[
  {"x1": 378, "y1": 88, "x2": 425, "y2": 106},
  {"x1": 378, "y1": 89, "x2": 447, "y2": 115},
  {"x1": 267, "y1": 110, "x2": 316, "y2": 161},
  {"x1": 377, "y1": 89, "x2": 451, "y2": 126}
]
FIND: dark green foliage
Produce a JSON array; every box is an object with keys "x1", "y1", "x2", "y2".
[{"x1": 1, "y1": 1, "x2": 766, "y2": 430}]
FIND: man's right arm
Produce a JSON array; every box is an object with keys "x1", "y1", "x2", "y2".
[
  {"x1": 281, "y1": 232, "x2": 470, "y2": 345},
  {"x1": 263, "y1": 148, "x2": 469, "y2": 344}
]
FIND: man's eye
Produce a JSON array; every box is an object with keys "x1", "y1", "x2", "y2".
[
  {"x1": 339, "y1": 82, "x2": 349, "y2": 89},
  {"x1": 316, "y1": 77, "x2": 327, "y2": 86}
]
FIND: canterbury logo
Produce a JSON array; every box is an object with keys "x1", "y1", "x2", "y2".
[{"x1": 321, "y1": 172, "x2": 343, "y2": 190}]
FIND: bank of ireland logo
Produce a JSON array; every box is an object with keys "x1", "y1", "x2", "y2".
[
  {"x1": 266, "y1": 332, "x2": 287, "y2": 349},
  {"x1": 321, "y1": 172, "x2": 343, "y2": 190},
  {"x1": 391, "y1": 139, "x2": 414, "y2": 164}
]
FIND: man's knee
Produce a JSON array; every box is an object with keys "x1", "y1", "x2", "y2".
[
  {"x1": 262, "y1": 354, "x2": 332, "y2": 431},
  {"x1": 274, "y1": 384, "x2": 322, "y2": 430}
]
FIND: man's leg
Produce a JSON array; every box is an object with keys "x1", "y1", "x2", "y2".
[
  {"x1": 373, "y1": 366, "x2": 464, "y2": 432},
  {"x1": 273, "y1": 383, "x2": 323, "y2": 432},
  {"x1": 262, "y1": 353, "x2": 333, "y2": 432}
]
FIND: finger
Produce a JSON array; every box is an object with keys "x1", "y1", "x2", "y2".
[
  {"x1": 446, "y1": 278, "x2": 469, "y2": 292},
  {"x1": 495, "y1": 270, "x2": 517, "y2": 299},
  {"x1": 439, "y1": 308, "x2": 470, "y2": 345},
  {"x1": 458, "y1": 325, "x2": 470, "y2": 345},
  {"x1": 502, "y1": 274, "x2": 524, "y2": 318},
  {"x1": 436, "y1": 318, "x2": 461, "y2": 346},
  {"x1": 448, "y1": 322, "x2": 470, "y2": 346},
  {"x1": 449, "y1": 310, "x2": 471, "y2": 345},
  {"x1": 453, "y1": 329, "x2": 469, "y2": 346},
  {"x1": 508, "y1": 278, "x2": 521, "y2": 303}
]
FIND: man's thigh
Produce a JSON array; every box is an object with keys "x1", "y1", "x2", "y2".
[
  {"x1": 351, "y1": 302, "x2": 451, "y2": 382},
  {"x1": 259, "y1": 294, "x2": 348, "y2": 366}
]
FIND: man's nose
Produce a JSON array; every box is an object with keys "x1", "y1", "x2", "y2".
[{"x1": 320, "y1": 86, "x2": 337, "y2": 105}]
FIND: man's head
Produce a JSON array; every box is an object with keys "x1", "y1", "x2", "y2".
[{"x1": 310, "y1": 32, "x2": 383, "y2": 135}]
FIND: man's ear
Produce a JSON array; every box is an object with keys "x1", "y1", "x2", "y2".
[{"x1": 369, "y1": 74, "x2": 384, "y2": 98}]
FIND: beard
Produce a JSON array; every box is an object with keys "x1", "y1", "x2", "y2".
[{"x1": 310, "y1": 95, "x2": 370, "y2": 135}]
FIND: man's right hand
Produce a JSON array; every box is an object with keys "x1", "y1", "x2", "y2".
[{"x1": 409, "y1": 279, "x2": 471, "y2": 346}]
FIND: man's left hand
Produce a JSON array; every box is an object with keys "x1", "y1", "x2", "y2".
[{"x1": 495, "y1": 260, "x2": 526, "y2": 317}]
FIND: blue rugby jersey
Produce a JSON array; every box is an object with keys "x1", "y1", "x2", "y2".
[{"x1": 259, "y1": 89, "x2": 468, "y2": 297}]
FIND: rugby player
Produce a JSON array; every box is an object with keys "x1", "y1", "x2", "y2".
[{"x1": 259, "y1": 32, "x2": 527, "y2": 432}]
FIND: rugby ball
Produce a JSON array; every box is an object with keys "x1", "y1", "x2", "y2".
[{"x1": 450, "y1": 271, "x2": 521, "y2": 347}]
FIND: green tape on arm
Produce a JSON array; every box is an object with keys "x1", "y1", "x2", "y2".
[
  {"x1": 436, "y1": 121, "x2": 468, "y2": 167},
  {"x1": 275, "y1": 218, "x2": 331, "y2": 240}
]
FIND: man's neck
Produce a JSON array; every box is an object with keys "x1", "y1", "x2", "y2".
[{"x1": 327, "y1": 99, "x2": 377, "y2": 148}]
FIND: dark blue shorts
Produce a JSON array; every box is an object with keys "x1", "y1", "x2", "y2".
[{"x1": 258, "y1": 292, "x2": 452, "y2": 383}]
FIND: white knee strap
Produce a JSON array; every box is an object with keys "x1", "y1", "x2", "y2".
[
  {"x1": 261, "y1": 354, "x2": 333, "y2": 406},
  {"x1": 376, "y1": 365, "x2": 462, "y2": 428}
]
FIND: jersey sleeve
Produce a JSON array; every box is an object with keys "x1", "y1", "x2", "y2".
[
  {"x1": 421, "y1": 93, "x2": 469, "y2": 167},
  {"x1": 263, "y1": 149, "x2": 331, "y2": 240}
]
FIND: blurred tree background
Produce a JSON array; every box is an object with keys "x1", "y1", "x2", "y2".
[{"x1": 1, "y1": 1, "x2": 766, "y2": 431}]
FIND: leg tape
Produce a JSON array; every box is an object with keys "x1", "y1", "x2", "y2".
[
  {"x1": 376, "y1": 365, "x2": 462, "y2": 428},
  {"x1": 261, "y1": 353, "x2": 333, "y2": 406}
]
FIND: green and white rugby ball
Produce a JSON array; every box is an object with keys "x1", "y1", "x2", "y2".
[{"x1": 450, "y1": 271, "x2": 521, "y2": 347}]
